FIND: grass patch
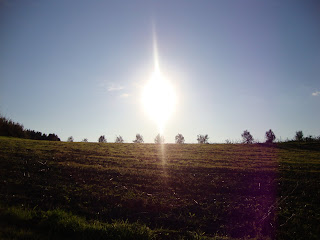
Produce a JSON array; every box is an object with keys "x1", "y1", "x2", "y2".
[
  {"x1": 0, "y1": 206, "x2": 154, "y2": 240},
  {"x1": 0, "y1": 137, "x2": 319, "y2": 239}
]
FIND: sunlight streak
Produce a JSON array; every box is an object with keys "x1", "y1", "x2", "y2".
[
  {"x1": 152, "y1": 28, "x2": 160, "y2": 73},
  {"x1": 141, "y1": 27, "x2": 176, "y2": 135},
  {"x1": 141, "y1": 26, "x2": 177, "y2": 134}
]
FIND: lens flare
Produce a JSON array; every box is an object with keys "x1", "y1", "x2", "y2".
[
  {"x1": 142, "y1": 70, "x2": 176, "y2": 134},
  {"x1": 141, "y1": 28, "x2": 176, "y2": 134}
]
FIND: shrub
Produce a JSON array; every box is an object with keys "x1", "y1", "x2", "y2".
[
  {"x1": 265, "y1": 129, "x2": 276, "y2": 144},
  {"x1": 175, "y1": 133, "x2": 185, "y2": 144},
  {"x1": 305, "y1": 135, "x2": 316, "y2": 142},
  {"x1": 197, "y1": 134, "x2": 209, "y2": 144},
  {"x1": 154, "y1": 134, "x2": 164, "y2": 144},
  {"x1": 133, "y1": 134, "x2": 144, "y2": 143},
  {"x1": 241, "y1": 130, "x2": 253, "y2": 144},
  {"x1": 115, "y1": 136, "x2": 124, "y2": 143},
  {"x1": 295, "y1": 131, "x2": 304, "y2": 142},
  {"x1": 98, "y1": 135, "x2": 107, "y2": 143}
]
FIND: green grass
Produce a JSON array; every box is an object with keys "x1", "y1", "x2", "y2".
[
  {"x1": 0, "y1": 136, "x2": 319, "y2": 239},
  {"x1": 0, "y1": 206, "x2": 154, "y2": 240}
]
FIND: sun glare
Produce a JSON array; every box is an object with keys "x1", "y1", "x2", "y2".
[
  {"x1": 142, "y1": 70, "x2": 176, "y2": 134},
  {"x1": 142, "y1": 28, "x2": 177, "y2": 134}
]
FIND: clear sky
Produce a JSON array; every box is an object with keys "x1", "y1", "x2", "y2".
[{"x1": 1, "y1": 0, "x2": 319, "y2": 143}]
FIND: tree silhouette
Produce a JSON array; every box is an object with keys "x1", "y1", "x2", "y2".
[
  {"x1": 241, "y1": 130, "x2": 253, "y2": 144},
  {"x1": 295, "y1": 131, "x2": 304, "y2": 142},
  {"x1": 115, "y1": 135, "x2": 124, "y2": 143},
  {"x1": 98, "y1": 135, "x2": 107, "y2": 143},
  {"x1": 305, "y1": 135, "x2": 315, "y2": 142},
  {"x1": 0, "y1": 115, "x2": 60, "y2": 141},
  {"x1": 47, "y1": 133, "x2": 60, "y2": 141},
  {"x1": 133, "y1": 134, "x2": 144, "y2": 143},
  {"x1": 67, "y1": 136, "x2": 74, "y2": 142},
  {"x1": 175, "y1": 133, "x2": 185, "y2": 144},
  {"x1": 197, "y1": 134, "x2": 209, "y2": 144},
  {"x1": 82, "y1": 138, "x2": 88, "y2": 142},
  {"x1": 154, "y1": 134, "x2": 164, "y2": 144},
  {"x1": 265, "y1": 129, "x2": 276, "y2": 144},
  {"x1": 0, "y1": 116, "x2": 24, "y2": 138}
]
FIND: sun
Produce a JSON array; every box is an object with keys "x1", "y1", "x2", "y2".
[
  {"x1": 142, "y1": 28, "x2": 177, "y2": 134},
  {"x1": 142, "y1": 69, "x2": 176, "y2": 134}
]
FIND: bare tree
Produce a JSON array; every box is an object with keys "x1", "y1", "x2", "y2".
[
  {"x1": 133, "y1": 134, "x2": 144, "y2": 143},
  {"x1": 295, "y1": 131, "x2": 304, "y2": 142},
  {"x1": 175, "y1": 133, "x2": 185, "y2": 144},
  {"x1": 98, "y1": 135, "x2": 107, "y2": 143},
  {"x1": 67, "y1": 136, "x2": 74, "y2": 142},
  {"x1": 241, "y1": 130, "x2": 253, "y2": 144},
  {"x1": 82, "y1": 138, "x2": 88, "y2": 142},
  {"x1": 265, "y1": 129, "x2": 276, "y2": 144},
  {"x1": 197, "y1": 134, "x2": 209, "y2": 144},
  {"x1": 115, "y1": 135, "x2": 124, "y2": 143},
  {"x1": 154, "y1": 134, "x2": 164, "y2": 144}
]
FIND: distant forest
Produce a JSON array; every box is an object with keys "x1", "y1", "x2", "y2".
[{"x1": 0, "y1": 116, "x2": 60, "y2": 141}]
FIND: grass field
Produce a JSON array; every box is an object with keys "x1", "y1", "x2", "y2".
[{"x1": 0, "y1": 136, "x2": 319, "y2": 239}]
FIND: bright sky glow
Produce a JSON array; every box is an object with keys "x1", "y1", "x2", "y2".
[
  {"x1": 142, "y1": 70, "x2": 176, "y2": 134},
  {"x1": 142, "y1": 29, "x2": 176, "y2": 135}
]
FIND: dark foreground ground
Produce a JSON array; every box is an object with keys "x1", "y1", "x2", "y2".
[{"x1": 0, "y1": 137, "x2": 319, "y2": 239}]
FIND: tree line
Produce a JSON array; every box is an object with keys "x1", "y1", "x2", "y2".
[
  {"x1": 0, "y1": 115, "x2": 60, "y2": 141},
  {"x1": 2, "y1": 115, "x2": 318, "y2": 144},
  {"x1": 68, "y1": 129, "x2": 319, "y2": 144}
]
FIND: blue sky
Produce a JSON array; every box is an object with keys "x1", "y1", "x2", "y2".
[{"x1": 1, "y1": 0, "x2": 319, "y2": 143}]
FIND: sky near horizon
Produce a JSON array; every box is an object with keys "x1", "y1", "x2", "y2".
[{"x1": 1, "y1": 0, "x2": 320, "y2": 143}]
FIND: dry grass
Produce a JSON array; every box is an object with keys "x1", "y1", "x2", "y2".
[{"x1": 0, "y1": 137, "x2": 319, "y2": 239}]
